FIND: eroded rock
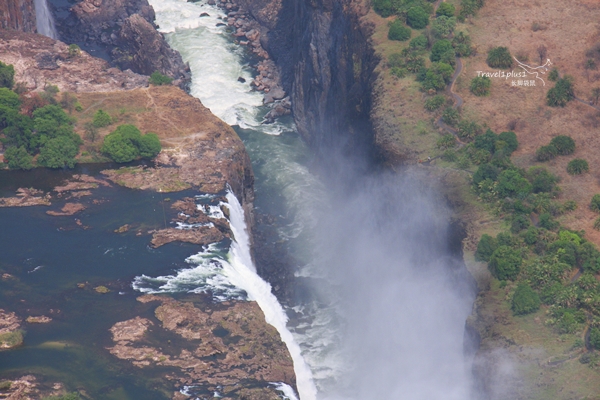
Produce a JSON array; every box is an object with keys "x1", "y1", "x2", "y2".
[{"x1": 0, "y1": 309, "x2": 23, "y2": 350}]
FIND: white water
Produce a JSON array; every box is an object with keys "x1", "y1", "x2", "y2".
[{"x1": 34, "y1": 0, "x2": 58, "y2": 39}]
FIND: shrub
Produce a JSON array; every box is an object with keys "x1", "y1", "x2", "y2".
[
  {"x1": 431, "y1": 16, "x2": 456, "y2": 39},
  {"x1": 459, "y1": 0, "x2": 484, "y2": 19},
  {"x1": 430, "y1": 39, "x2": 453, "y2": 62},
  {"x1": 391, "y1": 67, "x2": 408, "y2": 78},
  {"x1": 489, "y1": 245, "x2": 522, "y2": 280},
  {"x1": 496, "y1": 169, "x2": 532, "y2": 198},
  {"x1": 474, "y1": 129, "x2": 497, "y2": 153},
  {"x1": 406, "y1": 7, "x2": 429, "y2": 29},
  {"x1": 424, "y1": 95, "x2": 446, "y2": 111},
  {"x1": 44, "y1": 393, "x2": 80, "y2": 400},
  {"x1": 436, "y1": 2, "x2": 455, "y2": 17},
  {"x1": 149, "y1": 71, "x2": 173, "y2": 86},
  {"x1": 590, "y1": 327, "x2": 600, "y2": 350},
  {"x1": 0, "y1": 88, "x2": 21, "y2": 109},
  {"x1": 387, "y1": 53, "x2": 404, "y2": 68},
  {"x1": 594, "y1": 217, "x2": 600, "y2": 231},
  {"x1": 68, "y1": 44, "x2": 81, "y2": 58},
  {"x1": 93, "y1": 109, "x2": 112, "y2": 128},
  {"x1": 487, "y1": 46, "x2": 513, "y2": 69},
  {"x1": 4, "y1": 146, "x2": 33, "y2": 170},
  {"x1": 388, "y1": 20, "x2": 412, "y2": 41},
  {"x1": 442, "y1": 149, "x2": 458, "y2": 162},
  {"x1": 511, "y1": 214, "x2": 530, "y2": 233},
  {"x1": 436, "y1": 134, "x2": 456, "y2": 150},
  {"x1": 409, "y1": 34, "x2": 429, "y2": 50},
  {"x1": 557, "y1": 312, "x2": 578, "y2": 334},
  {"x1": 523, "y1": 226, "x2": 539, "y2": 245},
  {"x1": 497, "y1": 131, "x2": 518, "y2": 154},
  {"x1": 511, "y1": 283, "x2": 541, "y2": 315},
  {"x1": 452, "y1": 31, "x2": 472, "y2": 57},
  {"x1": 548, "y1": 68, "x2": 559, "y2": 82},
  {"x1": 470, "y1": 76, "x2": 491, "y2": 96},
  {"x1": 0, "y1": 61, "x2": 15, "y2": 89},
  {"x1": 549, "y1": 135, "x2": 575, "y2": 155},
  {"x1": 475, "y1": 233, "x2": 498, "y2": 262},
  {"x1": 372, "y1": 0, "x2": 393, "y2": 17},
  {"x1": 547, "y1": 77, "x2": 574, "y2": 107},
  {"x1": 405, "y1": 54, "x2": 425, "y2": 72},
  {"x1": 566, "y1": 159, "x2": 589, "y2": 175},
  {"x1": 539, "y1": 212, "x2": 559, "y2": 231},
  {"x1": 38, "y1": 136, "x2": 79, "y2": 168},
  {"x1": 535, "y1": 145, "x2": 558, "y2": 162},
  {"x1": 457, "y1": 119, "x2": 482, "y2": 141},
  {"x1": 529, "y1": 167, "x2": 558, "y2": 193},
  {"x1": 457, "y1": 155, "x2": 470, "y2": 169},
  {"x1": 590, "y1": 194, "x2": 600, "y2": 213},
  {"x1": 101, "y1": 124, "x2": 161, "y2": 163},
  {"x1": 442, "y1": 107, "x2": 460, "y2": 126}
]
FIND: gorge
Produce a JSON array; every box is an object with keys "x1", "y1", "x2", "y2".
[{"x1": 0, "y1": 0, "x2": 486, "y2": 399}]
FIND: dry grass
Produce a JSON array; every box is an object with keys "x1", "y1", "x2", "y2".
[{"x1": 456, "y1": 0, "x2": 600, "y2": 246}]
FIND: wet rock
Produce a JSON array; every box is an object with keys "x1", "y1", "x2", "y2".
[
  {"x1": 114, "y1": 224, "x2": 131, "y2": 233},
  {"x1": 238, "y1": 76, "x2": 246, "y2": 83},
  {"x1": 200, "y1": 12, "x2": 210, "y2": 17},
  {"x1": 0, "y1": 188, "x2": 51, "y2": 208},
  {"x1": 94, "y1": 286, "x2": 110, "y2": 294},
  {"x1": 26, "y1": 316, "x2": 52, "y2": 324},
  {"x1": 46, "y1": 203, "x2": 86, "y2": 216},
  {"x1": 150, "y1": 225, "x2": 225, "y2": 248}
]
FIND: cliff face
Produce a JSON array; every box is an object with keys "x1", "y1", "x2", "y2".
[
  {"x1": 55, "y1": 0, "x2": 190, "y2": 88},
  {"x1": 238, "y1": 0, "x2": 378, "y2": 157},
  {"x1": 0, "y1": 0, "x2": 37, "y2": 33}
]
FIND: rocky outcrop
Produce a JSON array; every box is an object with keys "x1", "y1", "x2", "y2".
[
  {"x1": 0, "y1": 29, "x2": 148, "y2": 92},
  {"x1": 0, "y1": 0, "x2": 37, "y2": 33},
  {"x1": 0, "y1": 309, "x2": 23, "y2": 350},
  {"x1": 58, "y1": 0, "x2": 190, "y2": 88},
  {"x1": 108, "y1": 295, "x2": 296, "y2": 397},
  {"x1": 236, "y1": 0, "x2": 378, "y2": 155}
]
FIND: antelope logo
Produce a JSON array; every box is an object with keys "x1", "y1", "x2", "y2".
[{"x1": 513, "y1": 57, "x2": 553, "y2": 86}]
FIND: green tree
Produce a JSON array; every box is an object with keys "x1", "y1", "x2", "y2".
[
  {"x1": 486, "y1": 46, "x2": 513, "y2": 69},
  {"x1": 406, "y1": 7, "x2": 429, "y2": 29},
  {"x1": 38, "y1": 136, "x2": 79, "y2": 168},
  {"x1": 528, "y1": 167, "x2": 558, "y2": 193},
  {"x1": 441, "y1": 107, "x2": 460, "y2": 126},
  {"x1": 409, "y1": 34, "x2": 429, "y2": 50},
  {"x1": 496, "y1": 169, "x2": 532, "y2": 198},
  {"x1": 436, "y1": 134, "x2": 456, "y2": 149},
  {"x1": 567, "y1": 159, "x2": 589, "y2": 175},
  {"x1": 548, "y1": 68, "x2": 559, "y2": 82},
  {"x1": 547, "y1": 77, "x2": 574, "y2": 107},
  {"x1": 0, "y1": 61, "x2": 15, "y2": 89},
  {"x1": 149, "y1": 71, "x2": 173, "y2": 86},
  {"x1": 436, "y1": 2, "x2": 455, "y2": 17},
  {"x1": 138, "y1": 133, "x2": 161, "y2": 159},
  {"x1": 0, "y1": 88, "x2": 21, "y2": 109},
  {"x1": 511, "y1": 214, "x2": 530, "y2": 233},
  {"x1": 457, "y1": 119, "x2": 482, "y2": 141},
  {"x1": 431, "y1": 16, "x2": 456, "y2": 39},
  {"x1": 590, "y1": 194, "x2": 600, "y2": 213},
  {"x1": 474, "y1": 129, "x2": 497, "y2": 153},
  {"x1": 452, "y1": 31, "x2": 472, "y2": 57},
  {"x1": 430, "y1": 39, "x2": 454, "y2": 62},
  {"x1": 470, "y1": 76, "x2": 491, "y2": 96},
  {"x1": 549, "y1": 135, "x2": 575, "y2": 155},
  {"x1": 388, "y1": 20, "x2": 412, "y2": 41},
  {"x1": 511, "y1": 283, "x2": 541, "y2": 315},
  {"x1": 590, "y1": 327, "x2": 600, "y2": 350},
  {"x1": 101, "y1": 131, "x2": 138, "y2": 163},
  {"x1": 3, "y1": 146, "x2": 33, "y2": 170},
  {"x1": 372, "y1": 0, "x2": 393, "y2": 17},
  {"x1": 489, "y1": 245, "x2": 522, "y2": 280},
  {"x1": 475, "y1": 233, "x2": 498, "y2": 262},
  {"x1": 497, "y1": 131, "x2": 518, "y2": 154},
  {"x1": 93, "y1": 109, "x2": 112, "y2": 128},
  {"x1": 535, "y1": 144, "x2": 558, "y2": 161}
]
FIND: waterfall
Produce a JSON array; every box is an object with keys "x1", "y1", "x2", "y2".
[{"x1": 34, "y1": 0, "x2": 58, "y2": 39}]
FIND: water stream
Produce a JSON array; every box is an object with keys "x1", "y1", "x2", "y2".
[{"x1": 34, "y1": 0, "x2": 58, "y2": 39}]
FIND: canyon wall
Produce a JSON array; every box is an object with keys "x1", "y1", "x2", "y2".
[{"x1": 0, "y1": 0, "x2": 37, "y2": 33}]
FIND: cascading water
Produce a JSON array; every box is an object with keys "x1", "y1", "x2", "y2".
[
  {"x1": 33, "y1": 0, "x2": 58, "y2": 39},
  {"x1": 140, "y1": 0, "x2": 477, "y2": 398}
]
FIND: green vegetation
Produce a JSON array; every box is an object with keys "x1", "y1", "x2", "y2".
[
  {"x1": 452, "y1": 31, "x2": 472, "y2": 57},
  {"x1": 406, "y1": 7, "x2": 429, "y2": 29},
  {"x1": 409, "y1": 34, "x2": 429, "y2": 50},
  {"x1": 548, "y1": 68, "x2": 559, "y2": 82},
  {"x1": 436, "y1": 2, "x2": 455, "y2": 17},
  {"x1": 430, "y1": 39, "x2": 454, "y2": 63},
  {"x1": 101, "y1": 124, "x2": 161, "y2": 163},
  {"x1": 475, "y1": 233, "x2": 497, "y2": 261},
  {"x1": 457, "y1": 119, "x2": 482, "y2": 141},
  {"x1": 372, "y1": 0, "x2": 433, "y2": 18},
  {"x1": 489, "y1": 245, "x2": 522, "y2": 280},
  {"x1": 44, "y1": 393, "x2": 80, "y2": 400},
  {"x1": 511, "y1": 283, "x2": 541, "y2": 315},
  {"x1": 486, "y1": 46, "x2": 513, "y2": 69},
  {"x1": 441, "y1": 107, "x2": 460, "y2": 127},
  {"x1": 567, "y1": 158, "x2": 589, "y2": 175},
  {"x1": 470, "y1": 76, "x2": 491, "y2": 96},
  {"x1": 149, "y1": 71, "x2": 173, "y2": 86},
  {"x1": 458, "y1": 0, "x2": 484, "y2": 19},
  {"x1": 4, "y1": 146, "x2": 33, "y2": 170},
  {"x1": 424, "y1": 95, "x2": 446, "y2": 111},
  {"x1": 436, "y1": 133, "x2": 456, "y2": 150},
  {"x1": 0, "y1": 330, "x2": 23, "y2": 348},
  {"x1": 590, "y1": 194, "x2": 600, "y2": 213},
  {"x1": 549, "y1": 135, "x2": 575, "y2": 155},
  {"x1": 547, "y1": 77, "x2": 574, "y2": 107},
  {"x1": 536, "y1": 144, "x2": 558, "y2": 162},
  {"x1": 590, "y1": 327, "x2": 600, "y2": 350},
  {"x1": 68, "y1": 44, "x2": 81, "y2": 58},
  {"x1": 92, "y1": 109, "x2": 112, "y2": 128},
  {"x1": 0, "y1": 61, "x2": 15, "y2": 88},
  {"x1": 388, "y1": 20, "x2": 412, "y2": 41},
  {"x1": 431, "y1": 16, "x2": 456, "y2": 39}
]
